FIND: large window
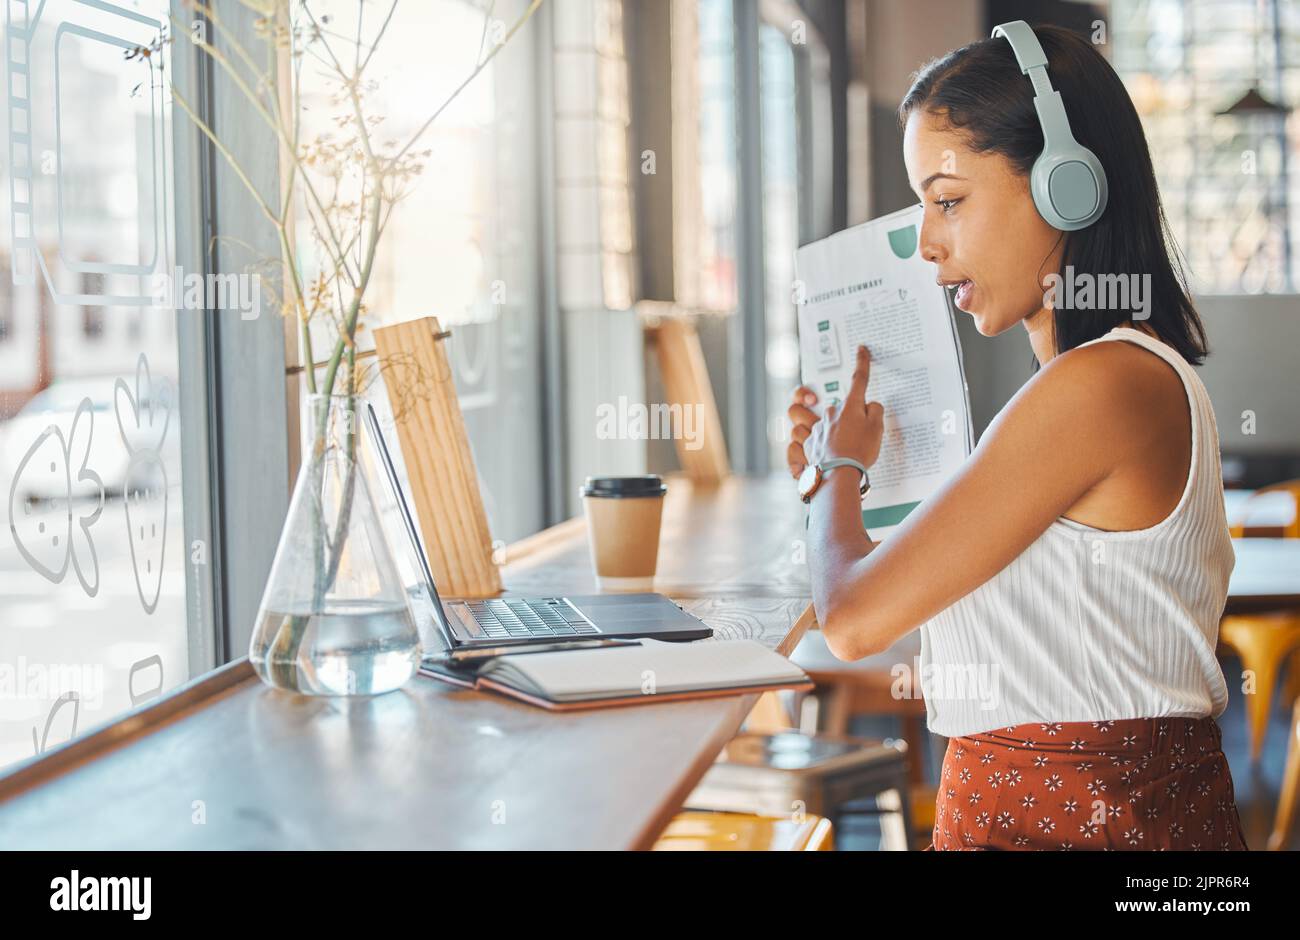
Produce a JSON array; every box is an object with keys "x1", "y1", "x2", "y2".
[
  {"x1": 761, "y1": 20, "x2": 801, "y2": 469},
  {"x1": 673, "y1": 0, "x2": 741, "y2": 313},
  {"x1": 0, "y1": 0, "x2": 188, "y2": 769},
  {"x1": 671, "y1": 0, "x2": 834, "y2": 472},
  {"x1": 1114, "y1": 0, "x2": 1299, "y2": 293},
  {"x1": 758, "y1": 6, "x2": 832, "y2": 472},
  {"x1": 296, "y1": 0, "x2": 545, "y2": 544}
]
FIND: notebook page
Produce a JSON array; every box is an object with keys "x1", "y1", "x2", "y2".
[{"x1": 485, "y1": 638, "x2": 807, "y2": 701}]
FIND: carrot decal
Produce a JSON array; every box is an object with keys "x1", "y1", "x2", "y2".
[{"x1": 115, "y1": 354, "x2": 173, "y2": 615}]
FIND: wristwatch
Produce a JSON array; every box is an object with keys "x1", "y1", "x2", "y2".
[{"x1": 798, "y1": 457, "x2": 871, "y2": 504}]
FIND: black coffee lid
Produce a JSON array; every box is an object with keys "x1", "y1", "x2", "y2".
[{"x1": 580, "y1": 475, "x2": 667, "y2": 498}]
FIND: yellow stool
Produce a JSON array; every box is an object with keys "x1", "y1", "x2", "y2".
[
  {"x1": 1269, "y1": 697, "x2": 1300, "y2": 850},
  {"x1": 1220, "y1": 482, "x2": 1300, "y2": 762},
  {"x1": 1219, "y1": 612, "x2": 1300, "y2": 763},
  {"x1": 653, "y1": 811, "x2": 834, "y2": 851}
]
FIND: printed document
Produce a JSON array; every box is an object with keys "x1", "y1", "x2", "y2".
[{"x1": 795, "y1": 203, "x2": 974, "y2": 538}]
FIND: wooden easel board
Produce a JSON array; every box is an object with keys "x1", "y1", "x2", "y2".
[{"x1": 372, "y1": 316, "x2": 502, "y2": 598}]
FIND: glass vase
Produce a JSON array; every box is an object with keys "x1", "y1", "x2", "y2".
[{"x1": 250, "y1": 393, "x2": 421, "y2": 695}]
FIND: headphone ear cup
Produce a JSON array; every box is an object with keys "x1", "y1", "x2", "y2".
[
  {"x1": 1031, "y1": 146, "x2": 1108, "y2": 231},
  {"x1": 1029, "y1": 155, "x2": 1063, "y2": 229},
  {"x1": 1073, "y1": 147, "x2": 1108, "y2": 226}
]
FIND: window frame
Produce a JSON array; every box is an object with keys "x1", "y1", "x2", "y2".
[
  {"x1": 170, "y1": 0, "x2": 290, "y2": 667},
  {"x1": 730, "y1": 0, "x2": 834, "y2": 473}
]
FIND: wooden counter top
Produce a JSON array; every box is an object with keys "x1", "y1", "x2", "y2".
[{"x1": 0, "y1": 475, "x2": 815, "y2": 850}]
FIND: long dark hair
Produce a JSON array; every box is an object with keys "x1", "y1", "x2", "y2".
[{"x1": 898, "y1": 24, "x2": 1208, "y2": 365}]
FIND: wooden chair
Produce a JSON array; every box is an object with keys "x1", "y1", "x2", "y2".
[
  {"x1": 655, "y1": 696, "x2": 843, "y2": 851},
  {"x1": 1220, "y1": 481, "x2": 1300, "y2": 763},
  {"x1": 682, "y1": 728, "x2": 913, "y2": 850},
  {"x1": 1229, "y1": 480, "x2": 1300, "y2": 539},
  {"x1": 657, "y1": 649, "x2": 840, "y2": 852},
  {"x1": 655, "y1": 673, "x2": 831, "y2": 850},
  {"x1": 661, "y1": 607, "x2": 917, "y2": 850},
  {"x1": 641, "y1": 306, "x2": 730, "y2": 483},
  {"x1": 789, "y1": 629, "x2": 935, "y2": 840},
  {"x1": 676, "y1": 618, "x2": 916, "y2": 851},
  {"x1": 653, "y1": 811, "x2": 833, "y2": 851}
]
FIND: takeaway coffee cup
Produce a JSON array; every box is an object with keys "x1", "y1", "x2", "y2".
[{"x1": 580, "y1": 475, "x2": 668, "y2": 591}]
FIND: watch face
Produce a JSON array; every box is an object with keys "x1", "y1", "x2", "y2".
[{"x1": 798, "y1": 463, "x2": 819, "y2": 500}]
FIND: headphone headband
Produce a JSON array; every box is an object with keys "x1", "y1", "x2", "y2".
[
  {"x1": 992, "y1": 21, "x2": 1049, "y2": 75},
  {"x1": 992, "y1": 21, "x2": 1070, "y2": 149},
  {"x1": 990, "y1": 20, "x2": 1108, "y2": 230}
]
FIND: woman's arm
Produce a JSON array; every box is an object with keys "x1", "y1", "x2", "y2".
[{"x1": 801, "y1": 342, "x2": 1148, "y2": 661}]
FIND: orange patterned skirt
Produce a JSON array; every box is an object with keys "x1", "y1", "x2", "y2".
[{"x1": 927, "y1": 716, "x2": 1248, "y2": 850}]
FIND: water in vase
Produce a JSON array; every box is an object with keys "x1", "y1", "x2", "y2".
[{"x1": 252, "y1": 598, "x2": 421, "y2": 696}]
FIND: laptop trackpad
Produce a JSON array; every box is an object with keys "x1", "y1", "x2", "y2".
[{"x1": 567, "y1": 594, "x2": 696, "y2": 628}]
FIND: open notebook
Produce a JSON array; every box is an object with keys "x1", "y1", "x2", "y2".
[{"x1": 419, "y1": 638, "x2": 812, "y2": 711}]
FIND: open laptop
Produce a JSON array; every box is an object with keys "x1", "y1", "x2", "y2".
[{"x1": 362, "y1": 403, "x2": 713, "y2": 654}]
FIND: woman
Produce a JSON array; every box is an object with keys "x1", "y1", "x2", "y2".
[{"x1": 787, "y1": 24, "x2": 1247, "y2": 850}]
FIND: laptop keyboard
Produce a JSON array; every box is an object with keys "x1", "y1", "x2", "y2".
[{"x1": 464, "y1": 598, "x2": 600, "y2": 640}]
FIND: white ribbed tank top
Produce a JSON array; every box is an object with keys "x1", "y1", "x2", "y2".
[{"x1": 918, "y1": 326, "x2": 1235, "y2": 738}]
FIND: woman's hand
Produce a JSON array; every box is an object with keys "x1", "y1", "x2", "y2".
[
  {"x1": 787, "y1": 344, "x2": 885, "y2": 479},
  {"x1": 786, "y1": 386, "x2": 820, "y2": 479}
]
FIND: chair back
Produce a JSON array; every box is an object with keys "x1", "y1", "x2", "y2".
[{"x1": 1229, "y1": 480, "x2": 1300, "y2": 539}]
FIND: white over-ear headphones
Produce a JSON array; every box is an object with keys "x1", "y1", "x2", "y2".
[{"x1": 991, "y1": 20, "x2": 1108, "y2": 231}]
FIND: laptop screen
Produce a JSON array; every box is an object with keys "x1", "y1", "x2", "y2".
[{"x1": 360, "y1": 402, "x2": 456, "y2": 653}]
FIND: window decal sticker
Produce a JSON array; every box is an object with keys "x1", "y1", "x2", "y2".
[
  {"x1": 114, "y1": 353, "x2": 170, "y2": 614},
  {"x1": 6, "y1": 0, "x2": 170, "y2": 306},
  {"x1": 31, "y1": 690, "x2": 79, "y2": 755},
  {"x1": 7, "y1": 395, "x2": 104, "y2": 594}
]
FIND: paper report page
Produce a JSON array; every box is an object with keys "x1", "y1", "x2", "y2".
[{"x1": 795, "y1": 203, "x2": 974, "y2": 538}]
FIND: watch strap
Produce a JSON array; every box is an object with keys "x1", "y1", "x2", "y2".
[
  {"x1": 821, "y1": 458, "x2": 870, "y2": 496},
  {"x1": 806, "y1": 457, "x2": 870, "y2": 501},
  {"x1": 820, "y1": 457, "x2": 869, "y2": 479}
]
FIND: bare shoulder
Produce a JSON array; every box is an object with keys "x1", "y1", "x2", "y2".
[
  {"x1": 984, "y1": 336, "x2": 1188, "y2": 469},
  {"x1": 1010, "y1": 336, "x2": 1192, "y2": 493},
  {"x1": 1028, "y1": 337, "x2": 1185, "y2": 419}
]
